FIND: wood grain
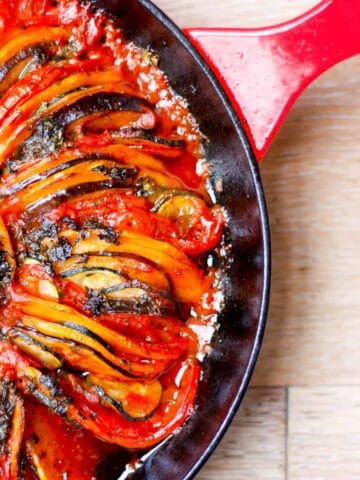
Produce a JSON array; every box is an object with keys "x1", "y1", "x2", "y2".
[
  {"x1": 196, "y1": 388, "x2": 287, "y2": 480},
  {"x1": 289, "y1": 387, "x2": 360, "y2": 479},
  {"x1": 156, "y1": 1, "x2": 360, "y2": 479}
]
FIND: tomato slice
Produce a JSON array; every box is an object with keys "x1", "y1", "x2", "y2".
[
  {"x1": 62, "y1": 358, "x2": 200, "y2": 450},
  {"x1": 156, "y1": 195, "x2": 225, "y2": 256},
  {"x1": 0, "y1": 341, "x2": 30, "y2": 379}
]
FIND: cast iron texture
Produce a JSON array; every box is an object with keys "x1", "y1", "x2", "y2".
[{"x1": 92, "y1": 1, "x2": 271, "y2": 478}]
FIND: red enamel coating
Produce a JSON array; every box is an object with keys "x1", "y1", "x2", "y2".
[{"x1": 184, "y1": 0, "x2": 360, "y2": 161}]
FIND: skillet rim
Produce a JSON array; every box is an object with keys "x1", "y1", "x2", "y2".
[{"x1": 132, "y1": 1, "x2": 271, "y2": 478}]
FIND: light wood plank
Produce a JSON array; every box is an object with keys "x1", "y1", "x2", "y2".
[
  {"x1": 289, "y1": 386, "x2": 360, "y2": 479},
  {"x1": 196, "y1": 388, "x2": 287, "y2": 480}
]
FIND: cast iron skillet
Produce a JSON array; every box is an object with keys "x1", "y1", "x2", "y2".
[{"x1": 92, "y1": 0, "x2": 360, "y2": 478}]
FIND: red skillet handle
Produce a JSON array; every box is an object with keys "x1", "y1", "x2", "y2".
[{"x1": 184, "y1": 0, "x2": 360, "y2": 161}]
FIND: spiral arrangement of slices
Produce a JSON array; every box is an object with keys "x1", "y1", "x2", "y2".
[{"x1": 0, "y1": 1, "x2": 224, "y2": 478}]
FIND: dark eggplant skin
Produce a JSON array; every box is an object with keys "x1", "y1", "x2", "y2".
[
  {"x1": 113, "y1": 128, "x2": 185, "y2": 148},
  {"x1": 0, "y1": 379, "x2": 17, "y2": 451},
  {"x1": 15, "y1": 327, "x2": 140, "y2": 380},
  {"x1": 135, "y1": 133, "x2": 185, "y2": 148},
  {"x1": 0, "y1": 47, "x2": 47, "y2": 83},
  {"x1": 13, "y1": 92, "x2": 153, "y2": 163},
  {"x1": 56, "y1": 92, "x2": 151, "y2": 125},
  {"x1": 25, "y1": 179, "x2": 136, "y2": 218},
  {"x1": 92, "y1": 385, "x2": 146, "y2": 422},
  {"x1": 0, "y1": 378, "x2": 24, "y2": 477},
  {"x1": 8, "y1": 329, "x2": 63, "y2": 370},
  {"x1": 0, "y1": 250, "x2": 13, "y2": 305},
  {"x1": 83, "y1": 280, "x2": 177, "y2": 316},
  {"x1": 1, "y1": 154, "x2": 115, "y2": 196},
  {"x1": 23, "y1": 166, "x2": 139, "y2": 218},
  {"x1": 25, "y1": 371, "x2": 71, "y2": 418},
  {"x1": 62, "y1": 321, "x2": 112, "y2": 350},
  {"x1": 0, "y1": 217, "x2": 15, "y2": 306}
]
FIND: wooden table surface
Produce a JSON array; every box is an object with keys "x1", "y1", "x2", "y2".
[{"x1": 156, "y1": 1, "x2": 360, "y2": 479}]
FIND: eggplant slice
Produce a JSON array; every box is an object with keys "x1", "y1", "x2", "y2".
[
  {"x1": 0, "y1": 48, "x2": 47, "y2": 95},
  {"x1": 0, "y1": 217, "x2": 15, "y2": 305},
  {"x1": 0, "y1": 379, "x2": 25, "y2": 480},
  {"x1": 12, "y1": 92, "x2": 157, "y2": 163}
]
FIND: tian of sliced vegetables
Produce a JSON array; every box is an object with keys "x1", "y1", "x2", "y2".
[{"x1": 0, "y1": 0, "x2": 225, "y2": 478}]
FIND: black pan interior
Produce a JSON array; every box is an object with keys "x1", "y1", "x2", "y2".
[{"x1": 91, "y1": 1, "x2": 271, "y2": 478}]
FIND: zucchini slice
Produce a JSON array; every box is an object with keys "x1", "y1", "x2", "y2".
[
  {"x1": 57, "y1": 262, "x2": 175, "y2": 315},
  {"x1": 136, "y1": 177, "x2": 200, "y2": 210},
  {"x1": 156, "y1": 193, "x2": 200, "y2": 216},
  {"x1": 18, "y1": 316, "x2": 146, "y2": 379},
  {"x1": 54, "y1": 254, "x2": 170, "y2": 293},
  {"x1": 8, "y1": 329, "x2": 62, "y2": 370},
  {"x1": 156, "y1": 193, "x2": 209, "y2": 236},
  {"x1": 62, "y1": 268, "x2": 126, "y2": 290},
  {"x1": 19, "y1": 328, "x2": 133, "y2": 383},
  {"x1": 59, "y1": 229, "x2": 205, "y2": 303},
  {"x1": 105, "y1": 285, "x2": 147, "y2": 300},
  {"x1": 88, "y1": 375, "x2": 162, "y2": 420},
  {"x1": 103, "y1": 283, "x2": 176, "y2": 316}
]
